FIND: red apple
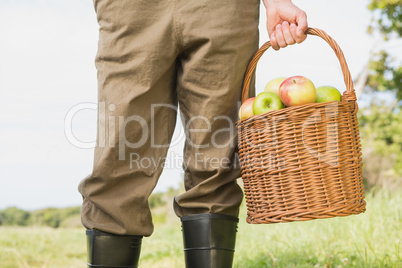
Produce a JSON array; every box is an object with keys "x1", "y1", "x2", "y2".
[
  {"x1": 238, "y1": 97, "x2": 255, "y2": 119},
  {"x1": 279, "y1": 76, "x2": 316, "y2": 107}
]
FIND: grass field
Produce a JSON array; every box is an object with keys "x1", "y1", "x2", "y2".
[{"x1": 0, "y1": 190, "x2": 401, "y2": 268}]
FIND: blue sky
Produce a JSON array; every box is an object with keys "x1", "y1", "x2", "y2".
[{"x1": 0, "y1": 0, "x2": 377, "y2": 210}]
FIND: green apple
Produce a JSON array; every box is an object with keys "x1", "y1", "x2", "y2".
[
  {"x1": 238, "y1": 97, "x2": 255, "y2": 119},
  {"x1": 253, "y1": 92, "x2": 284, "y2": 115},
  {"x1": 279, "y1": 76, "x2": 316, "y2": 107},
  {"x1": 315, "y1": 86, "x2": 342, "y2": 103},
  {"x1": 264, "y1": 77, "x2": 287, "y2": 95}
]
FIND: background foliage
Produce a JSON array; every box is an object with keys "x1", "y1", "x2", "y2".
[
  {"x1": 367, "y1": 0, "x2": 402, "y2": 101},
  {"x1": 359, "y1": 0, "x2": 402, "y2": 190}
]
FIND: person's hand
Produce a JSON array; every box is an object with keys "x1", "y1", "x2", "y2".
[{"x1": 263, "y1": 0, "x2": 308, "y2": 50}]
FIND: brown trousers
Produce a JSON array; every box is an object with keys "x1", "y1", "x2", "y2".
[{"x1": 78, "y1": 0, "x2": 260, "y2": 236}]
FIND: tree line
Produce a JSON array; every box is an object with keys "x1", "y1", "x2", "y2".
[
  {"x1": 0, "y1": 191, "x2": 168, "y2": 228},
  {"x1": 0, "y1": 206, "x2": 81, "y2": 228}
]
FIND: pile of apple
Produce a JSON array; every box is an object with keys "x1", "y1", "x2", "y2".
[{"x1": 239, "y1": 76, "x2": 342, "y2": 119}]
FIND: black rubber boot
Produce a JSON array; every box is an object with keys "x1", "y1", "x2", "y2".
[
  {"x1": 86, "y1": 229, "x2": 142, "y2": 268},
  {"x1": 181, "y1": 213, "x2": 239, "y2": 268}
]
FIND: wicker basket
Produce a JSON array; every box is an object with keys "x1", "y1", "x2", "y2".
[{"x1": 237, "y1": 28, "x2": 366, "y2": 224}]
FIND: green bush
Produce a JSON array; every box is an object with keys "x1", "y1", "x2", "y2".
[
  {"x1": 0, "y1": 207, "x2": 30, "y2": 226},
  {"x1": 30, "y1": 207, "x2": 81, "y2": 228},
  {"x1": 358, "y1": 104, "x2": 402, "y2": 190}
]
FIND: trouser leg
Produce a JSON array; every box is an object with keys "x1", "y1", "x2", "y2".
[
  {"x1": 174, "y1": 1, "x2": 259, "y2": 266},
  {"x1": 78, "y1": 3, "x2": 259, "y2": 268},
  {"x1": 78, "y1": 0, "x2": 180, "y2": 236},
  {"x1": 173, "y1": 0, "x2": 260, "y2": 218}
]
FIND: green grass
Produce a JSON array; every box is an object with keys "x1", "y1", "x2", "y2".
[
  {"x1": 0, "y1": 190, "x2": 401, "y2": 268},
  {"x1": 0, "y1": 226, "x2": 85, "y2": 268}
]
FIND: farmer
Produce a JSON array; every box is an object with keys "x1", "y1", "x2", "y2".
[{"x1": 78, "y1": 0, "x2": 308, "y2": 267}]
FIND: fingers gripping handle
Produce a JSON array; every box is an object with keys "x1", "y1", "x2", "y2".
[{"x1": 241, "y1": 28, "x2": 357, "y2": 111}]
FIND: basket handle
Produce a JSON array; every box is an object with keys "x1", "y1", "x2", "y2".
[{"x1": 241, "y1": 27, "x2": 357, "y2": 111}]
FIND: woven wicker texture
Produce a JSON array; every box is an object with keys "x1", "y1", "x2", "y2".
[{"x1": 237, "y1": 28, "x2": 366, "y2": 224}]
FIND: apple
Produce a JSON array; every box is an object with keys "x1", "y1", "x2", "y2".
[
  {"x1": 279, "y1": 76, "x2": 316, "y2": 107},
  {"x1": 238, "y1": 97, "x2": 255, "y2": 119},
  {"x1": 315, "y1": 86, "x2": 341, "y2": 103},
  {"x1": 252, "y1": 92, "x2": 284, "y2": 115},
  {"x1": 264, "y1": 77, "x2": 287, "y2": 95}
]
